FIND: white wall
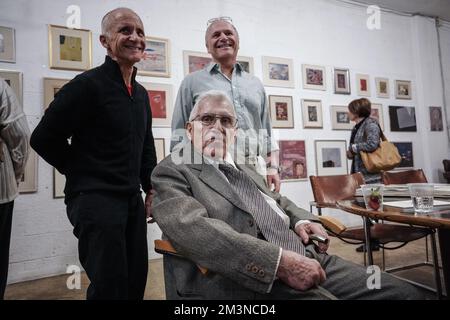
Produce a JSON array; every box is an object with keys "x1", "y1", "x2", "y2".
[{"x1": 0, "y1": 0, "x2": 449, "y2": 283}]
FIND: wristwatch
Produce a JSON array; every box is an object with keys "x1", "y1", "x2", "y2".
[{"x1": 267, "y1": 165, "x2": 281, "y2": 174}]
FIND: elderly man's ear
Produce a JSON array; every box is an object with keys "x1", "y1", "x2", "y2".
[{"x1": 185, "y1": 122, "x2": 193, "y2": 140}]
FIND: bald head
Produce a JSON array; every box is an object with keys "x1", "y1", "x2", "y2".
[{"x1": 101, "y1": 7, "x2": 143, "y2": 38}]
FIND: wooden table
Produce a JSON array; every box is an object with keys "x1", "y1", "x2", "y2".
[{"x1": 337, "y1": 200, "x2": 450, "y2": 298}]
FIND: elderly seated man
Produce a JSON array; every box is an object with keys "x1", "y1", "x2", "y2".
[{"x1": 151, "y1": 90, "x2": 422, "y2": 300}]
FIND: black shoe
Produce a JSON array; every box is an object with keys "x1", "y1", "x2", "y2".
[{"x1": 356, "y1": 243, "x2": 380, "y2": 252}]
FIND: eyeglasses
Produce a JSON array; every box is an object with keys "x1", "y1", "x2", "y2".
[
  {"x1": 206, "y1": 16, "x2": 233, "y2": 27},
  {"x1": 192, "y1": 113, "x2": 237, "y2": 128}
]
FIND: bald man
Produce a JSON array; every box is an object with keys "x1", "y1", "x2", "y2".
[{"x1": 31, "y1": 8, "x2": 157, "y2": 300}]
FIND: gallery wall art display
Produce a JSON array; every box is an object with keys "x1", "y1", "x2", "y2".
[
  {"x1": 0, "y1": 69, "x2": 22, "y2": 105},
  {"x1": 135, "y1": 36, "x2": 170, "y2": 77},
  {"x1": 140, "y1": 82, "x2": 173, "y2": 127},
  {"x1": 302, "y1": 64, "x2": 326, "y2": 90},
  {"x1": 183, "y1": 50, "x2": 254, "y2": 75},
  {"x1": 392, "y1": 142, "x2": 414, "y2": 169},
  {"x1": 154, "y1": 138, "x2": 166, "y2": 163},
  {"x1": 0, "y1": 26, "x2": 15, "y2": 63},
  {"x1": 262, "y1": 56, "x2": 294, "y2": 88},
  {"x1": 331, "y1": 105, "x2": 352, "y2": 130},
  {"x1": 429, "y1": 106, "x2": 443, "y2": 132},
  {"x1": 315, "y1": 140, "x2": 348, "y2": 176},
  {"x1": 334, "y1": 68, "x2": 350, "y2": 94},
  {"x1": 370, "y1": 103, "x2": 384, "y2": 131},
  {"x1": 278, "y1": 140, "x2": 307, "y2": 181},
  {"x1": 356, "y1": 74, "x2": 370, "y2": 96},
  {"x1": 389, "y1": 106, "x2": 416, "y2": 132},
  {"x1": 301, "y1": 99, "x2": 323, "y2": 128},
  {"x1": 48, "y1": 25, "x2": 92, "y2": 71},
  {"x1": 375, "y1": 77, "x2": 389, "y2": 98},
  {"x1": 19, "y1": 148, "x2": 38, "y2": 193},
  {"x1": 395, "y1": 80, "x2": 411, "y2": 100},
  {"x1": 269, "y1": 95, "x2": 294, "y2": 128}
]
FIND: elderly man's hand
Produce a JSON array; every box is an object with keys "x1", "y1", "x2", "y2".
[
  {"x1": 295, "y1": 222, "x2": 329, "y2": 253},
  {"x1": 145, "y1": 189, "x2": 156, "y2": 223},
  {"x1": 266, "y1": 171, "x2": 281, "y2": 193}
]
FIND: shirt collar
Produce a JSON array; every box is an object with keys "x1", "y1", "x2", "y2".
[
  {"x1": 207, "y1": 61, "x2": 243, "y2": 75},
  {"x1": 103, "y1": 55, "x2": 138, "y2": 84},
  {"x1": 203, "y1": 152, "x2": 237, "y2": 169}
]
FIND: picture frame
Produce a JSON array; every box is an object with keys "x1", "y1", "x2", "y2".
[
  {"x1": 48, "y1": 24, "x2": 92, "y2": 71},
  {"x1": 0, "y1": 69, "x2": 22, "y2": 106},
  {"x1": 278, "y1": 140, "x2": 307, "y2": 181},
  {"x1": 53, "y1": 168, "x2": 65, "y2": 198},
  {"x1": 269, "y1": 95, "x2": 294, "y2": 128},
  {"x1": 19, "y1": 148, "x2": 38, "y2": 193},
  {"x1": 154, "y1": 138, "x2": 166, "y2": 163},
  {"x1": 315, "y1": 140, "x2": 348, "y2": 176},
  {"x1": 333, "y1": 68, "x2": 350, "y2": 94},
  {"x1": 302, "y1": 64, "x2": 326, "y2": 90},
  {"x1": 370, "y1": 103, "x2": 384, "y2": 131},
  {"x1": 392, "y1": 142, "x2": 414, "y2": 169},
  {"x1": 375, "y1": 77, "x2": 389, "y2": 98},
  {"x1": 140, "y1": 82, "x2": 173, "y2": 127},
  {"x1": 429, "y1": 106, "x2": 444, "y2": 131},
  {"x1": 236, "y1": 56, "x2": 254, "y2": 75},
  {"x1": 301, "y1": 99, "x2": 323, "y2": 128},
  {"x1": 395, "y1": 80, "x2": 411, "y2": 100},
  {"x1": 331, "y1": 105, "x2": 353, "y2": 130},
  {"x1": 262, "y1": 56, "x2": 294, "y2": 88},
  {"x1": 135, "y1": 36, "x2": 170, "y2": 77},
  {"x1": 356, "y1": 74, "x2": 370, "y2": 96},
  {"x1": 389, "y1": 106, "x2": 416, "y2": 132},
  {"x1": 44, "y1": 77, "x2": 70, "y2": 110},
  {"x1": 0, "y1": 26, "x2": 16, "y2": 63}
]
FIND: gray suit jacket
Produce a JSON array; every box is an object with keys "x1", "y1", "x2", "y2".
[{"x1": 151, "y1": 148, "x2": 319, "y2": 299}]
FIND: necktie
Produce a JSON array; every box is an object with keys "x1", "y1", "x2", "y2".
[{"x1": 219, "y1": 163, "x2": 305, "y2": 256}]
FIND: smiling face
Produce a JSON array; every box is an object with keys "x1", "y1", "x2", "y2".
[{"x1": 205, "y1": 20, "x2": 239, "y2": 64}]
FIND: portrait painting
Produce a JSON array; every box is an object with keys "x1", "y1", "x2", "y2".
[
  {"x1": 356, "y1": 74, "x2": 370, "y2": 96},
  {"x1": 389, "y1": 106, "x2": 416, "y2": 132},
  {"x1": 392, "y1": 142, "x2": 414, "y2": 168},
  {"x1": 278, "y1": 140, "x2": 307, "y2": 181},
  {"x1": 315, "y1": 140, "x2": 348, "y2": 176},
  {"x1": 334, "y1": 68, "x2": 350, "y2": 94},
  {"x1": 301, "y1": 99, "x2": 323, "y2": 128},
  {"x1": 429, "y1": 106, "x2": 443, "y2": 131},
  {"x1": 262, "y1": 56, "x2": 294, "y2": 88},
  {"x1": 375, "y1": 77, "x2": 389, "y2": 98},
  {"x1": 302, "y1": 64, "x2": 326, "y2": 90},
  {"x1": 0, "y1": 26, "x2": 15, "y2": 63},
  {"x1": 135, "y1": 36, "x2": 170, "y2": 77},
  {"x1": 140, "y1": 82, "x2": 173, "y2": 127},
  {"x1": 331, "y1": 105, "x2": 353, "y2": 130},
  {"x1": 395, "y1": 80, "x2": 412, "y2": 99},
  {"x1": 269, "y1": 95, "x2": 294, "y2": 128}
]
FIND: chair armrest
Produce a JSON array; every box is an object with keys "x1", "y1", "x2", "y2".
[
  {"x1": 154, "y1": 240, "x2": 208, "y2": 275},
  {"x1": 318, "y1": 216, "x2": 347, "y2": 235}
]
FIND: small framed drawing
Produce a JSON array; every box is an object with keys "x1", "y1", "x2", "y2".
[
  {"x1": 53, "y1": 168, "x2": 65, "y2": 198},
  {"x1": 278, "y1": 140, "x2": 307, "y2": 181},
  {"x1": 269, "y1": 95, "x2": 294, "y2": 128},
  {"x1": 370, "y1": 103, "x2": 384, "y2": 131},
  {"x1": 331, "y1": 105, "x2": 352, "y2": 130},
  {"x1": 301, "y1": 99, "x2": 323, "y2": 128},
  {"x1": 236, "y1": 56, "x2": 254, "y2": 75},
  {"x1": 262, "y1": 56, "x2": 294, "y2": 88},
  {"x1": 315, "y1": 140, "x2": 348, "y2": 176},
  {"x1": 375, "y1": 77, "x2": 389, "y2": 98},
  {"x1": 429, "y1": 106, "x2": 443, "y2": 131},
  {"x1": 392, "y1": 142, "x2": 414, "y2": 169},
  {"x1": 0, "y1": 26, "x2": 15, "y2": 63},
  {"x1": 154, "y1": 138, "x2": 166, "y2": 163},
  {"x1": 0, "y1": 69, "x2": 22, "y2": 106},
  {"x1": 135, "y1": 36, "x2": 170, "y2": 77},
  {"x1": 389, "y1": 106, "x2": 416, "y2": 132},
  {"x1": 395, "y1": 80, "x2": 411, "y2": 99},
  {"x1": 140, "y1": 82, "x2": 173, "y2": 127},
  {"x1": 302, "y1": 64, "x2": 326, "y2": 90},
  {"x1": 48, "y1": 24, "x2": 92, "y2": 71},
  {"x1": 183, "y1": 51, "x2": 211, "y2": 75},
  {"x1": 19, "y1": 148, "x2": 38, "y2": 193},
  {"x1": 333, "y1": 68, "x2": 350, "y2": 94},
  {"x1": 44, "y1": 77, "x2": 70, "y2": 110},
  {"x1": 356, "y1": 74, "x2": 370, "y2": 96}
]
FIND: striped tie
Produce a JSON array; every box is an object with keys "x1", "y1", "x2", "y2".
[{"x1": 219, "y1": 163, "x2": 305, "y2": 256}]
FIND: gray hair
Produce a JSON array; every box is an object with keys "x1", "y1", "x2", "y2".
[
  {"x1": 188, "y1": 90, "x2": 236, "y2": 122},
  {"x1": 204, "y1": 18, "x2": 239, "y2": 48},
  {"x1": 101, "y1": 7, "x2": 142, "y2": 38}
]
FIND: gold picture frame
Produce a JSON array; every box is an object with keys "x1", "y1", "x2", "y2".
[{"x1": 135, "y1": 36, "x2": 171, "y2": 77}]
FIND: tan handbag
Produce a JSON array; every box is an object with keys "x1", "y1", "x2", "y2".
[{"x1": 360, "y1": 131, "x2": 401, "y2": 173}]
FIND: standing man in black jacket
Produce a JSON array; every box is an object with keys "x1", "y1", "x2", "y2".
[{"x1": 30, "y1": 7, "x2": 157, "y2": 300}]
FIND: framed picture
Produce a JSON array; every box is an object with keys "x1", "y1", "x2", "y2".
[
  {"x1": 183, "y1": 51, "x2": 211, "y2": 75},
  {"x1": 0, "y1": 26, "x2": 15, "y2": 63},
  {"x1": 315, "y1": 140, "x2": 348, "y2": 176},
  {"x1": 389, "y1": 106, "x2": 416, "y2": 132},
  {"x1": 236, "y1": 56, "x2": 254, "y2": 75},
  {"x1": 19, "y1": 148, "x2": 38, "y2": 193},
  {"x1": 370, "y1": 103, "x2": 384, "y2": 131},
  {"x1": 135, "y1": 36, "x2": 170, "y2": 77},
  {"x1": 395, "y1": 80, "x2": 411, "y2": 99},
  {"x1": 278, "y1": 140, "x2": 307, "y2": 181},
  {"x1": 375, "y1": 77, "x2": 389, "y2": 98},
  {"x1": 48, "y1": 24, "x2": 92, "y2": 71},
  {"x1": 262, "y1": 56, "x2": 294, "y2": 88},
  {"x1": 334, "y1": 68, "x2": 350, "y2": 94},
  {"x1": 53, "y1": 168, "x2": 65, "y2": 198},
  {"x1": 0, "y1": 69, "x2": 22, "y2": 106},
  {"x1": 302, "y1": 64, "x2": 326, "y2": 90},
  {"x1": 154, "y1": 138, "x2": 166, "y2": 163},
  {"x1": 356, "y1": 74, "x2": 370, "y2": 96},
  {"x1": 44, "y1": 77, "x2": 70, "y2": 110},
  {"x1": 331, "y1": 105, "x2": 352, "y2": 130},
  {"x1": 392, "y1": 142, "x2": 414, "y2": 169},
  {"x1": 429, "y1": 106, "x2": 443, "y2": 131},
  {"x1": 301, "y1": 99, "x2": 323, "y2": 128},
  {"x1": 140, "y1": 82, "x2": 173, "y2": 127},
  {"x1": 269, "y1": 95, "x2": 294, "y2": 128}
]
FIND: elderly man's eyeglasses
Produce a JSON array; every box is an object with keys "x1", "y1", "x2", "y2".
[
  {"x1": 206, "y1": 16, "x2": 233, "y2": 27},
  {"x1": 192, "y1": 113, "x2": 237, "y2": 128}
]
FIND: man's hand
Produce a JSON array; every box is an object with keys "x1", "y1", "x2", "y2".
[
  {"x1": 267, "y1": 171, "x2": 281, "y2": 193},
  {"x1": 145, "y1": 189, "x2": 155, "y2": 223},
  {"x1": 276, "y1": 250, "x2": 326, "y2": 291},
  {"x1": 346, "y1": 149, "x2": 354, "y2": 159},
  {"x1": 295, "y1": 222, "x2": 330, "y2": 253}
]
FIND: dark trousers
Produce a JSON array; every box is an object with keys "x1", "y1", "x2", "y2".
[
  {"x1": 66, "y1": 192, "x2": 148, "y2": 300},
  {"x1": 0, "y1": 201, "x2": 14, "y2": 300}
]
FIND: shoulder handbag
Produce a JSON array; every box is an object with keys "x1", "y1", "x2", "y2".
[{"x1": 360, "y1": 127, "x2": 401, "y2": 173}]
